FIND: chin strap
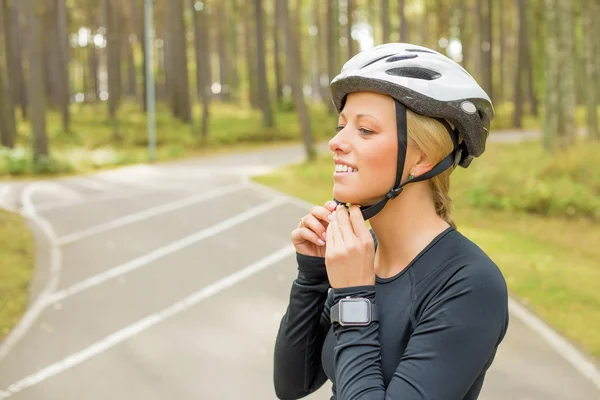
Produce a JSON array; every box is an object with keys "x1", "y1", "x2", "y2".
[{"x1": 333, "y1": 100, "x2": 463, "y2": 221}]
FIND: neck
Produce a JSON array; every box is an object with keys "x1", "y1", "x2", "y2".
[{"x1": 368, "y1": 182, "x2": 450, "y2": 279}]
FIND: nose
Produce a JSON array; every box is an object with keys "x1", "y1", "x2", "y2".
[{"x1": 329, "y1": 126, "x2": 351, "y2": 155}]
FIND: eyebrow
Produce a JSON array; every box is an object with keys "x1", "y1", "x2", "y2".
[{"x1": 339, "y1": 112, "x2": 381, "y2": 123}]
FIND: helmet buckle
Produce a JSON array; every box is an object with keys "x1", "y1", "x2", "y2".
[{"x1": 386, "y1": 187, "x2": 403, "y2": 200}]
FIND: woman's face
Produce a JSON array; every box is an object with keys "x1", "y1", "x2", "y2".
[{"x1": 329, "y1": 92, "x2": 407, "y2": 206}]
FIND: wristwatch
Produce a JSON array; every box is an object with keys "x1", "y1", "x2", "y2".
[{"x1": 330, "y1": 296, "x2": 379, "y2": 326}]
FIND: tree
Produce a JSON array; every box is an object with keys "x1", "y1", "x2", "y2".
[
  {"x1": 381, "y1": 0, "x2": 389, "y2": 42},
  {"x1": 192, "y1": 0, "x2": 211, "y2": 143},
  {"x1": 0, "y1": 0, "x2": 16, "y2": 147},
  {"x1": 283, "y1": 0, "x2": 315, "y2": 161},
  {"x1": 584, "y1": 0, "x2": 599, "y2": 140},
  {"x1": 513, "y1": 0, "x2": 526, "y2": 128},
  {"x1": 254, "y1": 0, "x2": 273, "y2": 127},
  {"x1": 105, "y1": 0, "x2": 122, "y2": 139},
  {"x1": 398, "y1": 0, "x2": 406, "y2": 42},
  {"x1": 544, "y1": 0, "x2": 576, "y2": 150},
  {"x1": 24, "y1": 0, "x2": 49, "y2": 161}
]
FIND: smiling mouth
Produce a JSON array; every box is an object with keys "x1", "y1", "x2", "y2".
[{"x1": 334, "y1": 164, "x2": 358, "y2": 174}]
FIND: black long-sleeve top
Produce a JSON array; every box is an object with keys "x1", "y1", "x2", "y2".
[{"x1": 273, "y1": 226, "x2": 509, "y2": 400}]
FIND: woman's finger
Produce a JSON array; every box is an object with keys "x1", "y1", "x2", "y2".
[
  {"x1": 335, "y1": 205, "x2": 356, "y2": 244},
  {"x1": 302, "y1": 213, "x2": 328, "y2": 241},
  {"x1": 291, "y1": 227, "x2": 325, "y2": 246},
  {"x1": 348, "y1": 205, "x2": 370, "y2": 242},
  {"x1": 330, "y1": 213, "x2": 344, "y2": 248}
]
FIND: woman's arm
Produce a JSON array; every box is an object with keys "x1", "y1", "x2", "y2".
[
  {"x1": 331, "y1": 260, "x2": 509, "y2": 400},
  {"x1": 273, "y1": 253, "x2": 333, "y2": 400}
]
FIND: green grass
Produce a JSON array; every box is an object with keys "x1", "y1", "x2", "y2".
[
  {"x1": 2, "y1": 100, "x2": 335, "y2": 178},
  {"x1": 252, "y1": 140, "x2": 600, "y2": 360},
  {"x1": 0, "y1": 209, "x2": 35, "y2": 342},
  {"x1": 3, "y1": 98, "x2": 598, "y2": 179}
]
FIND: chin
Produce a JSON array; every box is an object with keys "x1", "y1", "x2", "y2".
[{"x1": 332, "y1": 187, "x2": 366, "y2": 206}]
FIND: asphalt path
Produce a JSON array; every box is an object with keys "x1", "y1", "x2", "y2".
[{"x1": 0, "y1": 134, "x2": 599, "y2": 399}]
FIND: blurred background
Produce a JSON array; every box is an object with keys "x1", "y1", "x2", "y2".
[
  {"x1": 1, "y1": 0, "x2": 599, "y2": 399},
  {"x1": 0, "y1": 0, "x2": 597, "y2": 173}
]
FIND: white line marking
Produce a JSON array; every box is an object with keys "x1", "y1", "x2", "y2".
[
  {"x1": 34, "y1": 186, "x2": 164, "y2": 212},
  {"x1": 68, "y1": 177, "x2": 114, "y2": 191},
  {"x1": 0, "y1": 245, "x2": 295, "y2": 399},
  {"x1": 508, "y1": 298, "x2": 600, "y2": 390},
  {"x1": 56, "y1": 184, "x2": 245, "y2": 245},
  {"x1": 48, "y1": 196, "x2": 287, "y2": 304},
  {"x1": 0, "y1": 183, "x2": 63, "y2": 363},
  {"x1": 250, "y1": 181, "x2": 600, "y2": 390}
]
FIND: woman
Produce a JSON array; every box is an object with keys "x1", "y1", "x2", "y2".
[{"x1": 274, "y1": 43, "x2": 509, "y2": 400}]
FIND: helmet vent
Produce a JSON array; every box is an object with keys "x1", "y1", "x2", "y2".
[
  {"x1": 385, "y1": 67, "x2": 442, "y2": 80},
  {"x1": 386, "y1": 54, "x2": 418, "y2": 62},
  {"x1": 361, "y1": 54, "x2": 395, "y2": 69},
  {"x1": 406, "y1": 49, "x2": 435, "y2": 54}
]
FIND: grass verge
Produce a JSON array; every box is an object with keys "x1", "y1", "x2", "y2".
[
  {"x1": 251, "y1": 140, "x2": 600, "y2": 361},
  {"x1": 0, "y1": 209, "x2": 35, "y2": 342}
]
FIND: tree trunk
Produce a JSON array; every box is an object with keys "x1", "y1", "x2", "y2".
[
  {"x1": 253, "y1": 0, "x2": 273, "y2": 127},
  {"x1": 56, "y1": 0, "x2": 70, "y2": 132},
  {"x1": 192, "y1": 0, "x2": 203, "y2": 98},
  {"x1": 346, "y1": 0, "x2": 354, "y2": 59},
  {"x1": 273, "y1": 0, "x2": 283, "y2": 104},
  {"x1": 317, "y1": 0, "x2": 333, "y2": 110},
  {"x1": 544, "y1": 0, "x2": 576, "y2": 150},
  {"x1": 25, "y1": 0, "x2": 49, "y2": 160},
  {"x1": 197, "y1": 0, "x2": 211, "y2": 144},
  {"x1": 479, "y1": 0, "x2": 493, "y2": 102},
  {"x1": 557, "y1": 0, "x2": 576, "y2": 145},
  {"x1": 106, "y1": 0, "x2": 121, "y2": 140},
  {"x1": 124, "y1": 26, "x2": 137, "y2": 98},
  {"x1": 228, "y1": 0, "x2": 239, "y2": 101},
  {"x1": 326, "y1": 0, "x2": 336, "y2": 111},
  {"x1": 138, "y1": 0, "x2": 148, "y2": 111},
  {"x1": 0, "y1": 0, "x2": 16, "y2": 147},
  {"x1": 498, "y1": 0, "x2": 505, "y2": 103},
  {"x1": 169, "y1": 0, "x2": 191, "y2": 122},
  {"x1": 284, "y1": 0, "x2": 315, "y2": 161},
  {"x1": 310, "y1": 0, "x2": 320, "y2": 101},
  {"x1": 11, "y1": 0, "x2": 27, "y2": 118},
  {"x1": 584, "y1": 0, "x2": 599, "y2": 140},
  {"x1": 216, "y1": 1, "x2": 230, "y2": 102},
  {"x1": 381, "y1": 0, "x2": 389, "y2": 42},
  {"x1": 398, "y1": 0, "x2": 406, "y2": 42},
  {"x1": 243, "y1": 0, "x2": 258, "y2": 108},
  {"x1": 525, "y1": 21, "x2": 538, "y2": 116},
  {"x1": 513, "y1": 0, "x2": 526, "y2": 128},
  {"x1": 88, "y1": 0, "x2": 100, "y2": 101},
  {"x1": 458, "y1": 0, "x2": 469, "y2": 70},
  {"x1": 43, "y1": 1, "x2": 60, "y2": 109}
]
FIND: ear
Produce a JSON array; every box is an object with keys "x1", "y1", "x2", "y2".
[{"x1": 411, "y1": 147, "x2": 434, "y2": 178}]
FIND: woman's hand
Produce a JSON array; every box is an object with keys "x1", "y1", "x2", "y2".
[
  {"x1": 291, "y1": 201, "x2": 338, "y2": 258},
  {"x1": 325, "y1": 204, "x2": 376, "y2": 289}
]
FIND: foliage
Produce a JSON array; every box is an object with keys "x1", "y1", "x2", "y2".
[
  {"x1": 452, "y1": 140, "x2": 600, "y2": 220},
  {"x1": 0, "y1": 209, "x2": 35, "y2": 342},
  {"x1": 1, "y1": 101, "x2": 334, "y2": 177}
]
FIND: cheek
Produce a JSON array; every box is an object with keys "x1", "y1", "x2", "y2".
[{"x1": 362, "y1": 138, "x2": 397, "y2": 188}]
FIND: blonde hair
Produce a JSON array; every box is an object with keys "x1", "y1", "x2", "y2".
[{"x1": 406, "y1": 109, "x2": 458, "y2": 229}]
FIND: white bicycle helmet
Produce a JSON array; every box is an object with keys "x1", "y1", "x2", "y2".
[{"x1": 329, "y1": 43, "x2": 494, "y2": 220}]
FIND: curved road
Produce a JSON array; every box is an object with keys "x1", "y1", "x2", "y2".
[{"x1": 0, "y1": 134, "x2": 598, "y2": 399}]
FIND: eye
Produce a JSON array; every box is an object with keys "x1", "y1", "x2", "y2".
[
  {"x1": 359, "y1": 128, "x2": 374, "y2": 136},
  {"x1": 335, "y1": 125, "x2": 345, "y2": 132}
]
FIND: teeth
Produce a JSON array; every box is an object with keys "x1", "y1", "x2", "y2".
[{"x1": 335, "y1": 164, "x2": 357, "y2": 173}]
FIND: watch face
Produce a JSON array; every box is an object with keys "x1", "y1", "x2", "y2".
[{"x1": 340, "y1": 299, "x2": 370, "y2": 324}]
